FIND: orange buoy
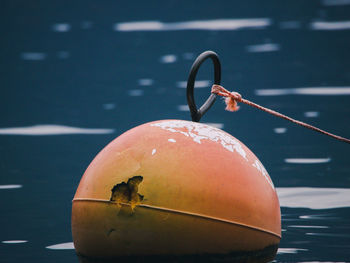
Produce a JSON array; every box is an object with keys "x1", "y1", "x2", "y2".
[
  {"x1": 72, "y1": 119, "x2": 281, "y2": 262},
  {"x1": 72, "y1": 51, "x2": 281, "y2": 262}
]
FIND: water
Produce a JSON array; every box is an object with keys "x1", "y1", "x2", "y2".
[{"x1": 1, "y1": 0, "x2": 349, "y2": 262}]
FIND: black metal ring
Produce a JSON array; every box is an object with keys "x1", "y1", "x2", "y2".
[{"x1": 186, "y1": 51, "x2": 221, "y2": 122}]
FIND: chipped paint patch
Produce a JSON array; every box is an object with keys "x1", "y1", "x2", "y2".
[
  {"x1": 152, "y1": 148, "x2": 157, "y2": 155},
  {"x1": 252, "y1": 160, "x2": 274, "y2": 189},
  {"x1": 168, "y1": 138, "x2": 176, "y2": 143},
  {"x1": 151, "y1": 120, "x2": 247, "y2": 160}
]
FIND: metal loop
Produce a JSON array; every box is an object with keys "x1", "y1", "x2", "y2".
[{"x1": 186, "y1": 51, "x2": 221, "y2": 122}]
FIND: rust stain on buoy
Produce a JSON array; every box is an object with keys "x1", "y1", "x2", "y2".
[{"x1": 110, "y1": 175, "x2": 144, "y2": 210}]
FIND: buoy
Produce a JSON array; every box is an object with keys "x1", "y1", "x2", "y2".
[{"x1": 71, "y1": 51, "x2": 281, "y2": 263}]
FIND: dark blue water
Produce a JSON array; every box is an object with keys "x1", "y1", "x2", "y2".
[{"x1": 1, "y1": 1, "x2": 350, "y2": 262}]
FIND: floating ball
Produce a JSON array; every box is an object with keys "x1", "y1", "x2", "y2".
[{"x1": 72, "y1": 120, "x2": 281, "y2": 262}]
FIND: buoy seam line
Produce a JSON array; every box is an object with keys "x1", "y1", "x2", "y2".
[
  {"x1": 211, "y1": 84, "x2": 350, "y2": 144},
  {"x1": 72, "y1": 198, "x2": 281, "y2": 239}
]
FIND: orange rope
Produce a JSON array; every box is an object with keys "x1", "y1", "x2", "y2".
[{"x1": 211, "y1": 84, "x2": 350, "y2": 144}]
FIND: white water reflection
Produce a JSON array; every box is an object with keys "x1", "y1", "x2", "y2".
[
  {"x1": 322, "y1": 0, "x2": 350, "y2": 5},
  {"x1": 276, "y1": 187, "x2": 350, "y2": 209},
  {"x1": 0, "y1": 185, "x2": 22, "y2": 189},
  {"x1": 114, "y1": 19, "x2": 271, "y2": 31},
  {"x1": 246, "y1": 43, "x2": 280, "y2": 53},
  {"x1": 256, "y1": 87, "x2": 350, "y2": 96},
  {"x1": 2, "y1": 240, "x2": 28, "y2": 244},
  {"x1": 160, "y1": 54, "x2": 177, "y2": 63},
  {"x1": 46, "y1": 242, "x2": 74, "y2": 250},
  {"x1": 311, "y1": 21, "x2": 350, "y2": 30},
  {"x1": 285, "y1": 158, "x2": 331, "y2": 164},
  {"x1": 52, "y1": 23, "x2": 71, "y2": 32},
  {"x1": 304, "y1": 111, "x2": 319, "y2": 118},
  {"x1": 288, "y1": 225, "x2": 329, "y2": 229},
  {"x1": 0, "y1": 125, "x2": 114, "y2": 136},
  {"x1": 128, "y1": 89, "x2": 144, "y2": 96},
  {"x1": 204, "y1": 123, "x2": 224, "y2": 129},
  {"x1": 177, "y1": 105, "x2": 189, "y2": 111},
  {"x1": 277, "y1": 248, "x2": 308, "y2": 254},
  {"x1": 176, "y1": 80, "x2": 210, "y2": 88},
  {"x1": 138, "y1": 78, "x2": 154, "y2": 86},
  {"x1": 103, "y1": 103, "x2": 115, "y2": 110},
  {"x1": 21, "y1": 52, "x2": 46, "y2": 61},
  {"x1": 274, "y1": 127, "x2": 287, "y2": 134}
]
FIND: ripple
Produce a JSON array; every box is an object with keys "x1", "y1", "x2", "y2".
[
  {"x1": 304, "y1": 111, "x2": 319, "y2": 118},
  {"x1": 20, "y1": 52, "x2": 46, "y2": 61},
  {"x1": 204, "y1": 123, "x2": 224, "y2": 129},
  {"x1": 46, "y1": 242, "x2": 74, "y2": 250},
  {"x1": 128, "y1": 89, "x2": 144, "y2": 96},
  {"x1": 277, "y1": 248, "x2": 308, "y2": 254},
  {"x1": 138, "y1": 79, "x2": 154, "y2": 86},
  {"x1": 276, "y1": 187, "x2": 350, "y2": 209},
  {"x1": 2, "y1": 240, "x2": 28, "y2": 244},
  {"x1": 246, "y1": 43, "x2": 280, "y2": 53},
  {"x1": 177, "y1": 105, "x2": 189, "y2": 111},
  {"x1": 311, "y1": 21, "x2": 350, "y2": 30},
  {"x1": 256, "y1": 87, "x2": 350, "y2": 96},
  {"x1": 0, "y1": 125, "x2": 114, "y2": 136},
  {"x1": 176, "y1": 80, "x2": 210, "y2": 88},
  {"x1": 52, "y1": 23, "x2": 71, "y2": 32},
  {"x1": 0, "y1": 184, "x2": 22, "y2": 189},
  {"x1": 160, "y1": 55, "x2": 177, "y2": 64},
  {"x1": 103, "y1": 103, "x2": 115, "y2": 110},
  {"x1": 288, "y1": 225, "x2": 329, "y2": 229},
  {"x1": 285, "y1": 158, "x2": 331, "y2": 164},
  {"x1": 274, "y1": 127, "x2": 287, "y2": 134},
  {"x1": 114, "y1": 18, "x2": 271, "y2": 32}
]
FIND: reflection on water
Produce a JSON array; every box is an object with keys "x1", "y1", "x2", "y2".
[
  {"x1": 277, "y1": 248, "x2": 308, "y2": 254},
  {"x1": 0, "y1": 125, "x2": 114, "y2": 135},
  {"x1": 311, "y1": 21, "x2": 350, "y2": 30},
  {"x1": 20, "y1": 52, "x2": 46, "y2": 61},
  {"x1": 46, "y1": 242, "x2": 74, "y2": 250},
  {"x1": 128, "y1": 89, "x2": 144, "y2": 96},
  {"x1": 284, "y1": 158, "x2": 331, "y2": 164},
  {"x1": 273, "y1": 127, "x2": 287, "y2": 134},
  {"x1": 138, "y1": 78, "x2": 154, "y2": 86},
  {"x1": 102, "y1": 103, "x2": 115, "y2": 110},
  {"x1": 159, "y1": 54, "x2": 177, "y2": 63},
  {"x1": 176, "y1": 80, "x2": 210, "y2": 88},
  {"x1": 2, "y1": 241, "x2": 28, "y2": 244},
  {"x1": 114, "y1": 18, "x2": 271, "y2": 31},
  {"x1": 255, "y1": 87, "x2": 350, "y2": 96},
  {"x1": 304, "y1": 111, "x2": 319, "y2": 118},
  {"x1": 0, "y1": 185, "x2": 22, "y2": 189},
  {"x1": 52, "y1": 23, "x2": 71, "y2": 32},
  {"x1": 177, "y1": 105, "x2": 190, "y2": 111},
  {"x1": 246, "y1": 43, "x2": 280, "y2": 53},
  {"x1": 277, "y1": 187, "x2": 350, "y2": 209},
  {"x1": 287, "y1": 225, "x2": 329, "y2": 229}
]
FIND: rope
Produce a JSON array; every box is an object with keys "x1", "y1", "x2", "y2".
[{"x1": 211, "y1": 84, "x2": 350, "y2": 144}]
